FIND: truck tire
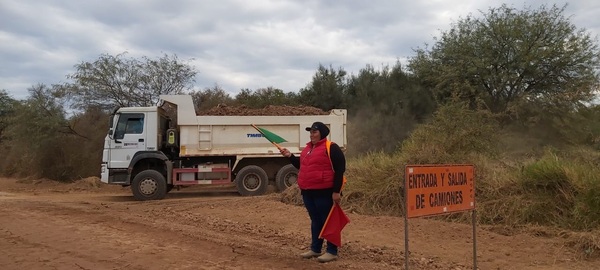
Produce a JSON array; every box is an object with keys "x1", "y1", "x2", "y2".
[
  {"x1": 275, "y1": 164, "x2": 298, "y2": 191},
  {"x1": 235, "y1": 165, "x2": 269, "y2": 196},
  {"x1": 131, "y1": 170, "x2": 167, "y2": 201}
]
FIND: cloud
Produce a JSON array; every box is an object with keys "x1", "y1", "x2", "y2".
[{"x1": 1, "y1": 0, "x2": 598, "y2": 100}]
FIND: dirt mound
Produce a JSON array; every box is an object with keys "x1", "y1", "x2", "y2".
[
  {"x1": 66, "y1": 177, "x2": 111, "y2": 191},
  {"x1": 278, "y1": 184, "x2": 303, "y2": 206},
  {"x1": 198, "y1": 104, "x2": 330, "y2": 116}
]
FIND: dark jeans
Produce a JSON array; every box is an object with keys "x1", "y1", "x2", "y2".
[{"x1": 302, "y1": 193, "x2": 337, "y2": 255}]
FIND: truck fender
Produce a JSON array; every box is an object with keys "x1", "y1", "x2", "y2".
[{"x1": 127, "y1": 151, "x2": 169, "y2": 174}]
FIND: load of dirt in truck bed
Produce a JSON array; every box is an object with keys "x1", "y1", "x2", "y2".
[{"x1": 197, "y1": 104, "x2": 330, "y2": 116}]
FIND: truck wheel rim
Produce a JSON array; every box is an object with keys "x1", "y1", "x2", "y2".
[
  {"x1": 244, "y1": 174, "x2": 260, "y2": 191},
  {"x1": 140, "y1": 178, "x2": 157, "y2": 195},
  {"x1": 284, "y1": 173, "x2": 297, "y2": 188}
]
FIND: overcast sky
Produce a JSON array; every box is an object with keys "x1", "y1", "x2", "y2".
[{"x1": 1, "y1": 0, "x2": 599, "y2": 100}]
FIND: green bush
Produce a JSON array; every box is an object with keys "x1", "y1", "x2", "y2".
[
  {"x1": 516, "y1": 149, "x2": 600, "y2": 230},
  {"x1": 398, "y1": 101, "x2": 500, "y2": 164}
]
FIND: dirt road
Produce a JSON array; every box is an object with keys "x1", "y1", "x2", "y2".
[{"x1": 0, "y1": 178, "x2": 596, "y2": 270}]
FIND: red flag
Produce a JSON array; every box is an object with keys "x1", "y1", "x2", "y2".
[{"x1": 319, "y1": 203, "x2": 350, "y2": 247}]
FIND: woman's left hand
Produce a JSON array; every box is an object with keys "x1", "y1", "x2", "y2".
[{"x1": 332, "y1": 192, "x2": 341, "y2": 204}]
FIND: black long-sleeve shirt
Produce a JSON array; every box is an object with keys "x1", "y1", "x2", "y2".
[{"x1": 288, "y1": 142, "x2": 346, "y2": 195}]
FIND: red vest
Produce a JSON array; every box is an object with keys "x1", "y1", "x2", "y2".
[{"x1": 297, "y1": 139, "x2": 335, "y2": 190}]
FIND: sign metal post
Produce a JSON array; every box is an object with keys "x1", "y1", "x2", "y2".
[{"x1": 403, "y1": 164, "x2": 477, "y2": 269}]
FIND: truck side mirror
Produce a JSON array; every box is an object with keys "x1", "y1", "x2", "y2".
[{"x1": 114, "y1": 130, "x2": 125, "y2": 140}]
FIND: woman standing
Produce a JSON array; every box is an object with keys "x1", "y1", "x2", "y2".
[{"x1": 279, "y1": 121, "x2": 346, "y2": 263}]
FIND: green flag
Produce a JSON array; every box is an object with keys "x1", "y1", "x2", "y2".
[{"x1": 251, "y1": 124, "x2": 287, "y2": 149}]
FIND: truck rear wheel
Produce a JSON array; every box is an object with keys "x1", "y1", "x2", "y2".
[
  {"x1": 275, "y1": 164, "x2": 298, "y2": 191},
  {"x1": 131, "y1": 170, "x2": 167, "y2": 201},
  {"x1": 235, "y1": 165, "x2": 269, "y2": 196}
]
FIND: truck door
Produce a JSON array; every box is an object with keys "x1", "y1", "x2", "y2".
[{"x1": 108, "y1": 113, "x2": 147, "y2": 169}]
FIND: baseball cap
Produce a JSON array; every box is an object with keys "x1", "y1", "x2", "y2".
[{"x1": 305, "y1": 121, "x2": 330, "y2": 139}]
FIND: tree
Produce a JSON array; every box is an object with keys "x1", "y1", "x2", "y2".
[
  {"x1": 234, "y1": 87, "x2": 298, "y2": 108},
  {"x1": 61, "y1": 53, "x2": 197, "y2": 110},
  {"x1": 0, "y1": 90, "x2": 17, "y2": 144},
  {"x1": 252, "y1": 87, "x2": 290, "y2": 106},
  {"x1": 0, "y1": 84, "x2": 72, "y2": 179},
  {"x1": 299, "y1": 65, "x2": 347, "y2": 110},
  {"x1": 0, "y1": 84, "x2": 108, "y2": 180},
  {"x1": 63, "y1": 105, "x2": 110, "y2": 178},
  {"x1": 345, "y1": 63, "x2": 435, "y2": 154},
  {"x1": 408, "y1": 4, "x2": 600, "y2": 114},
  {"x1": 190, "y1": 85, "x2": 234, "y2": 112}
]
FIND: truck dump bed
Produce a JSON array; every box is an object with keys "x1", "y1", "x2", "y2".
[{"x1": 160, "y1": 95, "x2": 347, "y2": 157}]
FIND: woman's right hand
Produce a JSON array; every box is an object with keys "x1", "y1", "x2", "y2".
[{"x1": 280, "y1": 148, "x2": 291, "y2": 157}]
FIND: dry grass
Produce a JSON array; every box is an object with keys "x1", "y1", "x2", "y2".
[
  {"x1": 565, "y1": 230, "x2": 600, "y2": 259},
  {"x1": 342, "y1": 151, "x2": 404, "y2": 216}
]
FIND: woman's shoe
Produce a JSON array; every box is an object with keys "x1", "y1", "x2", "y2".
[
  {"x1": 317, "y1": 252, "x2": 338, "y2": 263},
  {"x1": 300, "y1": 250, "x2": 321, "y2": 259}
]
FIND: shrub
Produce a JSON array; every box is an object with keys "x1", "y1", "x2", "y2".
[{"x1": 343, "y1": 102, "x2": 500, "y2": 216}]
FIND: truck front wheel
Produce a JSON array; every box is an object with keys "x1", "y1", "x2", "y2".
[
  {"x1": 131, "y1": 170, "x2": 167, "y2": 201},
  {"x1": 235, "y1": 165, "x2": 269, "y2": 196}
]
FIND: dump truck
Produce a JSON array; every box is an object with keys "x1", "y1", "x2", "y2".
[{"x1": 100, "y1": 95, "x2": 347, "y2": 200}]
